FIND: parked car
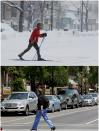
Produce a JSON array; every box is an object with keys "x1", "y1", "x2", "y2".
[
  {"x1": 57, "y1": 95, "x2": 67, "y2": 110},
  {"x1": 58, "y1": 88, "x2": 80, "y2": 109},
  {"x1": 79, "y1": 95, "x2": 86, "y2": 107},
  {"x1": 1, "y1": 92, "x2": 38, "y2": 116},
  {"x1": 64, "y1": 28, "x2": 69, "y2": 31},
  {"x1": 45, "y1": 95, "x2": 61, "y2": 112},
  {"x1": 83, "y1": 94, "x2": 95, "y2": 106},
  {"x1": 88, "y1": 93, "x2": 98, "y2": 105}
]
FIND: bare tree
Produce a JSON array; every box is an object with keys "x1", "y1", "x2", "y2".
[{"x1": 19, "y1": 1, "x2": 24, "y2": 32}]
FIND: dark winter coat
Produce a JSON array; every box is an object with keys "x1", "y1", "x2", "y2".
[{"x1": 37, "y1": 94, "x2": 49, "y2": 110}]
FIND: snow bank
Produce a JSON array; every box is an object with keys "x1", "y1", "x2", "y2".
[{"x1": 1, "y1": 23, "x2": 17, "y2": 40}]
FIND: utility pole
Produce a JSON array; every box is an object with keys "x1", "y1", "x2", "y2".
[
  {"x1": 51, "y1": 67, "x2": 54, "y2": 95},
  {"x1": 81, "y1": 0, "x2": 84, "y2": 32},
  {"x1": 51, "y1": 1, "x2": 53, "y2": 30},
  {"x1": 85, "y1": 9, "x2": 88, "y2": 31},
  {"x1": 19, "y1": 1, "x2": 24, "y2": 32}
]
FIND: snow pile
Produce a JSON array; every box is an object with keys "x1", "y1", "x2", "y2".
[{"x1": 1, "y1": 23, "x2": 17, "y2": 40}]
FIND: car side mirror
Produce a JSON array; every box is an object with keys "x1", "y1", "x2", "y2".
[
  {"x1": 29, "y1": 97, "x2": 33, "y2": 100},
  {"x1": 29, "y1": 95, "x2": 33, "y2": 98},
  {"x1": 66, "y1": 98, "x2": 69, "y2": 101}
]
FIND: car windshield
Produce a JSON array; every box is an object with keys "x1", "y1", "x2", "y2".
[
  {"x1": 80, "y1": 95, "x2": 82, "y2": 98},
  {"x1": 84, "y1": 95, "x2": 92, "y2": 99},
  {"x1": 46, "y1": 96, "x2": 53, "y2": 100},
  {"x1": 57, "y1": 95, "x2": 61, "y2": 99},
  {"x1": 8, "y1": 93, "x2": 28, "y2": 100},
  {"x1": 90, "y1": 93, "x2": 97, "y2": 97},
  {"x1": 65, "y1": 89, "x2": 73, "y2": 97}
]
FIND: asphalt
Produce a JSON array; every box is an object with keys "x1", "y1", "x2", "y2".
[{"x1": 1, "y1": 106, "x2": 98, "y2": 131}]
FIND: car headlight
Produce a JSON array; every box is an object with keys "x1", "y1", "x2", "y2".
[
  {"x1": 18, "y1": 102, "x2": 26, "y2": 106},
  {"x1": 1, "y1": 103, "x2": 5, "y2": 107},
  {"x1": 49, "y1": 101, "x2": 53, "y2": 107}
]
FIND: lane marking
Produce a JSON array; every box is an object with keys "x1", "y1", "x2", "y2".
[
  {"x1": 1, "y1": 106, "x2": 97, "y2": 124},
  {"x1": 86, "y1": 119, "x2": 98, "y2": 125}
]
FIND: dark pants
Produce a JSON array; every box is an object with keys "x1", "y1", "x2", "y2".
[{"x1": 20, "y1": 42, "x2": 41, "y2": 59}]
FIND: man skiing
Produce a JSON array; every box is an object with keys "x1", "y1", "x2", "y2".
[
  {"x1": 31, "y1": 84, "x2": 56, "y2": 131},
  {"x1": 18, "y1": 23, "x2": 47, "y2": 61}
]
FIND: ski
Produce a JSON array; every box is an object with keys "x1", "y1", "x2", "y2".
[
  {"x1": 15, "y1": 58, "x2": 59, "y2": 62},
  {"x1": 18, "y1": 59, "x2": 55, "y2": 62}
]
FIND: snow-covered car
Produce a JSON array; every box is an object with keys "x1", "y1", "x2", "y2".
[
  {"x1": 1, "y1": 92, "x2": 38, "y2": 116},
  {"x1": 83, "y1": 94, "x2": 95, "y2": 106},
  {"x1": 45, "y1": 95, "x2": 61, "y2": 112},
  {"x1": 1, "y1": 22, "x2": 15, "y2": 40}
]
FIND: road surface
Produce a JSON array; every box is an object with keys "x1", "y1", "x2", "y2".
[{"x1": 1, "y1": 106, "x2": 98, "y2": 131}]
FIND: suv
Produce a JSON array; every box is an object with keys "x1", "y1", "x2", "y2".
[
  {"x1": 58, "y1": 88, "x2": 80, "y2": 109},
  {"x1": 1, "y1": 92, "x2": 38, "y2": 116}
]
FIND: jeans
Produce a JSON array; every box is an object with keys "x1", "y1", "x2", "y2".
[{"x1": 32, "y1": 109, "x2": 54, "y2": 130}]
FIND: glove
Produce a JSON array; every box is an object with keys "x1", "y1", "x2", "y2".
[{"x1": 41, "y1": 33, "x2": 47, "y2": 37}]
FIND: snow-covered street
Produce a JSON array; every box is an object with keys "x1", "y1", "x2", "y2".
[{"x1": 1, "y1": 27, "x2": 98, "y2": 66}]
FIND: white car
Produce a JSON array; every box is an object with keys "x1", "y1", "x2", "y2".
[
  {"x1": 1, "y1": 92, "x2": 38, "y2": 116},
  {"x1": 88, "y1": 93, "x2": 98, "y2": 105},
  {"x1": 83, "y1": 94, "x2": 95, "y2": 106}
]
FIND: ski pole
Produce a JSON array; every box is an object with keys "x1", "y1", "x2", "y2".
[{"x1": 33, "y1": 37, "x2": 45, "y2": 60}]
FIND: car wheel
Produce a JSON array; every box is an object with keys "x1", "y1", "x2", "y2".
[
  {"x1": 58, "y1": 105, "x2": 61, "y2": 111},
  {"x1": 81, "y1": 103, "x2": 83, "y2": 107},
  {"x1": 76, "y1": 103, "x2": 79, "y2": 108},
  {"x1": 32, "y1": 110, "x2": 37, "y2": 114},
  {"x1": 71, "y1": 102, "x2": 75, "y2": 109},
  {"x1": 65, "y1": 103, "x2": 67, "y2": 110},
  {"x1": 24, "y1": 106, "x2": 29, "y2": 116},
  {"x1": 51, "y1": 106, "x2": 55, "y2": 113}
]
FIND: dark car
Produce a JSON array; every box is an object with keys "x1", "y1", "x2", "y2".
[
  {"x1": 57, "y1": 95, "x2": 67, "y2": 110},
  {"x1": 64, "y1": 28, "x2": 69, "y2": 31},
  {"x1": 58, "y1": 88, "x2": 80, "y2": 109}
]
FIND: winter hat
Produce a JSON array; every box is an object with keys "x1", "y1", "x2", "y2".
[{"x1": 37, "y1": 23, "x2": 43, "y2": 27}]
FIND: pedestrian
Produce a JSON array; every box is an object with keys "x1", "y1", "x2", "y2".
[
  {"x1": 72, "y1": 30, "x2": 75, "y2": 35},
  {"x1": 18, "y1": 23, "x2": 47, "y2": 60},
  {"x1": 31, "y1": 84, "x2": 56, "y2": 131}
]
